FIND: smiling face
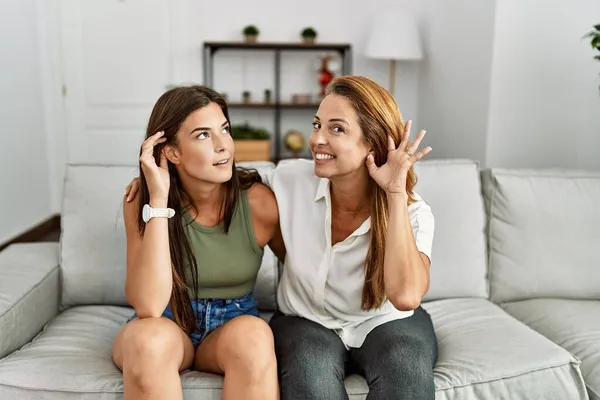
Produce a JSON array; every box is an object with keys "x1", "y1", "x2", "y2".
[
  {"x1": 309, "y1": 94, "x2": 371, "y2": 179},
  {"x1": 166, "y1": 102, "x2": 235, "y2": 184}
]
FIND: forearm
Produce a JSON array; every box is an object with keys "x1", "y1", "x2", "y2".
[
  {"x1": 126, "y1": 198, "x2": 173, "y2": 317},
  {"x1": 384, "y1": 195, "x2": 429, "y2": 311}
]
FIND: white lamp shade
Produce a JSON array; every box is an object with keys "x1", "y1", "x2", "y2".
[{"x1": 365, "y1": 11, "x2": 423, "y2": 60}]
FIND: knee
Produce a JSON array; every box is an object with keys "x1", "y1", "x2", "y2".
[
  {"x1": 220, "y1": 316, "x2": 276, "y2": 378},
  {"x1": 121, "y1": 318, "x2": 182, "y2": 384}
]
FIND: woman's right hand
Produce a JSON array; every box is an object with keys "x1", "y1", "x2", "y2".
[{"x1": 139, "y1": 131, "x2": 170, "y2": 203}]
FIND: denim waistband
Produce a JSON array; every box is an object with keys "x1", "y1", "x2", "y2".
[{"x1": 192, "y1": 292, "x2": 254, "y2": 306}]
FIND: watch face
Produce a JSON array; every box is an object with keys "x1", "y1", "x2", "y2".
[{"x1": 142, "y1": 204, "x2": 151, "y2": 222}]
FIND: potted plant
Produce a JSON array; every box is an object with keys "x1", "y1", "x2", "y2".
[
  {"x1": 584, "y1": 24, "x2": 600, "y2": 95},
  {"x1": 301, "y1": 27, "x2": 318, "y2": 44},
  {"x1": 231, "y1": 123, "x2": 271, "y2": 161},
  {"x1": 242, "y1": 90, "x2": 251, "y2": 103},
  {"x1": 243, "y1": 25, "x2": 259, "y2": 43}
]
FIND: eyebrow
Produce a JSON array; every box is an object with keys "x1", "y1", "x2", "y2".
[
  {"x1": 313, "y1": 116, "x2": 349, "y2": 124},
  {"x1": 189, "y1": 121, "x2": 229, "y2": 135}
]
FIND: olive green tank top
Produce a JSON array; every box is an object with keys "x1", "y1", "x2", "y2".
[{"x1": 182, "y1": 190, "x2": 263, "y2": 299}]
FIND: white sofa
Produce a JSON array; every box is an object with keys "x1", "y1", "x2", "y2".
[{"x1": 0, "y1": 159, "x2": 598, "y2": 399}]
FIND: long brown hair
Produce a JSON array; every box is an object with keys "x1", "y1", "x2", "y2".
[
  {"x1": 136, "y1": 85, "x2": 261, "y2": 333},
  {"x1": 326, "y1": 76, "x2": 418, "y2": 310}
]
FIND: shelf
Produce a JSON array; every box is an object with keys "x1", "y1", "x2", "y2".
[
  {"x1": 228, "y1": 102, "x2": 320, "y2": 109},
  {"x1": 204, "y1": 41, "x2": 351, "y2": 52}
]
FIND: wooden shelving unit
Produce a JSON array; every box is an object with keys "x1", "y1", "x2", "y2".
[{"x1": 202, "y1": 41, "x2": 353, "y2": 162}]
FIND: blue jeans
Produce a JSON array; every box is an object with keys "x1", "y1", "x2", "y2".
[{"x1": 129, "y1": 293, "x2": 259, "y2": 348}]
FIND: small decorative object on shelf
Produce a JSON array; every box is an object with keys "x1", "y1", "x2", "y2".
[
  {"x1": 242, "y1": 91, "x2": 251, "y2": 103},
  {"x1": 284, "y1": 129, "x2": 306, "y2": 158},
  {"x1": 291, "y1": 93, "x2": 312, "y2": 104},
  {"x1": 264, "y1": 89, "x2": 272, "y2": 104},
  {"x1": 301, "y1": 27, "x2": 318, "y2": 45},
  {"x1": 242, "y1": 25, "x2": 259, "y2": 43},
  {"x1": 318, "y1": 55, "x2": 335, "y2": 97},
  {"x1": 231, "y1": 123, "x2": 271, "y2": 162}
]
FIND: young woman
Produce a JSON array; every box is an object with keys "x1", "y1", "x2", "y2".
[
  {"x1": 113, "y1": 85, "x2": 280, "y2": 400},
  {"x1": 268, "y1": 75, "x2": 437, "y2": 400}
]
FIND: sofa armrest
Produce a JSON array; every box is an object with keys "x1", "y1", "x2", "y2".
[{"x1": 0, "y1": 243, "x2": 60, "y2": 359}]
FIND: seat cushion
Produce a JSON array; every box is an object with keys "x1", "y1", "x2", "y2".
[
  {"x1": 60, "y1": 163, "x2": 279, "y2": 311},
  {"x1": 423, "y1": 298, "x2": 588, "y2": 400},
  {"x1": 481, "y1": 168, "x2": 600, "y2": 303},
  {"x1": 0, "y1": 306, "x2": 367, "y2": 399},
  {"x1": 0, "y1": 301, "x2": 589, "y2": 400},
  {"x1": 502, "y1": 299, "x2": 600, "y2": 400}
]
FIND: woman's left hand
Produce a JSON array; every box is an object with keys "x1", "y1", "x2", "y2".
[{"x1": 365, "y1": 120, "x2": 431, "y2": 197}]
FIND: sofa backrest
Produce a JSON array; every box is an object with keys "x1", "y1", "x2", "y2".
[
  {"x1": 482, "y1": 168, "x2": 600, "y2": 303},
  {"x1": 414, "y1": 160, "x2": 489, "y2": 301},
  {"x1": 60, "y1": 162, "x2": 279, "y2": 311}
]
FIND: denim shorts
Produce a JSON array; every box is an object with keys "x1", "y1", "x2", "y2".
[{"x1": 128, "y1": 293, "x2": 259, "y2": 348}]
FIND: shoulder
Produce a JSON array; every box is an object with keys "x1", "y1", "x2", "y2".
[
  {"x1": 246, "y1": 182, "x2": 279, "y2": 229},
  {"x1": 407, "y1": 192, "x2": 433, "y2": 218},
  {"x1": 270, "y1": 159, "x2": 319, "y2": 195}
]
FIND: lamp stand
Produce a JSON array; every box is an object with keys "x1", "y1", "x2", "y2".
[{"x1": 389, "y1": 59, "x2": 396, "y2": 97}]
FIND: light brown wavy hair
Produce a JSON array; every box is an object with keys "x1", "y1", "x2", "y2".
[{"x1": 326, "y1": 76, "x2": 418, "y2": 310}]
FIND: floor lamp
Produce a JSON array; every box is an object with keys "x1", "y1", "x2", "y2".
[{"x1": 365, "y1": 11, "x2": 423, "y2": 97}]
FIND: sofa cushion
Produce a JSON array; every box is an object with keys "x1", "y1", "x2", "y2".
[
  {"x1": 0, "y1": 306, "x2": 365, "y2": 399},
  {"x1": 0, "y1": 302, "x2": 588, "y2": 400},
  {"x1": 502, "y1": 299, "x2": 600, "y2": 400},
  {"x1": 423, "y1": 298, "x2": 588, "y2": 400},
  {"x1": 414, "y1": 160, "x2": 489, "y2": 300},
  {"x1": 60, "y1": 163, "x2": 279, "y2": 310},
  {"x1": 482, "y1": 168, "x2": 600, "y2": 303}
]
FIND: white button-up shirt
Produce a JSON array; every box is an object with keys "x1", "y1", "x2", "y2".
[{"x1": 269, "y1": 159, "x2": 435, "y2": 348}]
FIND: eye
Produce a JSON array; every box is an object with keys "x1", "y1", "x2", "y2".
[
  {"x1": 222, "y1": 125, "x2": 230, "y2": 135},
  {"x1": 196, "y1": 132, "x2": 209, "y2": 140},
  {"x1": 331, "y1": 125, "x2": 344, "y2": 134},
  {"x1": 312, "y1": 121, "x2": 321, "y2": 130}
]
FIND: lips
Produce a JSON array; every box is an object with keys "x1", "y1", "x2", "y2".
[{"x1": 213, "y1": 158, "x2": 229, "y2": 166}]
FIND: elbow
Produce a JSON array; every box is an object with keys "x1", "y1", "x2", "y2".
[
  {"x1": 389, "y1": 293, "x2": 422, "y2": 312},
  {"x1": 125, "y1": 289, "x2": 167, "y2": 319}
]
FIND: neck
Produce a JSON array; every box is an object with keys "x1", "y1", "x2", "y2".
[
  {"x1": 330, "y1": 169, "x2": 371, "y2": 213},
  {"x1": 179, "y1": 174, "x2": 226, "y2": 214}
]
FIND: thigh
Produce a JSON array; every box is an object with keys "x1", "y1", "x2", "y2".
[
  {"x1": 193, "y1": 315, "x2": 274, "y2": 373},
  {"x1": 270, "y1": 311, "x2": 350, "y2": 400},
  {"x1": 112, "y1": 317, "x2": 195, "y2": 372},
  {"x1": 349, "y1": 307, "x2": 437, "y2": 399}
]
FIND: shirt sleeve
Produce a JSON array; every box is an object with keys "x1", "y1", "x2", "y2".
[{"x1": 407, "y1": 194, "x2": 435, "y2": 261}]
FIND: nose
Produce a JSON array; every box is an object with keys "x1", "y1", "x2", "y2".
[
  {"x1": 213, "y1": 134, "x2": 226, "y2": 153},
  {"x1": 310, "y1": 126, "x2": 327, "y2": 147}
]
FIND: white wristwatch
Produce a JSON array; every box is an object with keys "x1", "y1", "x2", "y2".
[{"x1": 142, "y1": 204, "x2": 175, "y2": 223}]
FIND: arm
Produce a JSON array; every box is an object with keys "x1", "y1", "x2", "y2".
[
  {"x1": 384, "y1": 195, "x2": 432, "y2": 311},
  {"x1": 124, "y1": 131, "x2": 173, "y2": 318},
  {"x1": 123, "y1": 196, "x2": 172, "y2": 319},
  {"x1": 247, "y1": 182, "x2": 286, "y2": 262}
]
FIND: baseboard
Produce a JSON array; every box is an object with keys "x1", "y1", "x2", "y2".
[{"x1": 0, "y1": 214, "x2": 61, "y2": 252}]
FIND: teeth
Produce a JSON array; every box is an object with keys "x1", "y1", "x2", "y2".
[
  {"x1": 215, "y1": 159, "x2": 228, "y2": 165},
  {"x1": 315, "y1": 153, "x2": 335, "y2": 160}
]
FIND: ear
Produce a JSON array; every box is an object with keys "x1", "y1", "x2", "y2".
[{"x1": 164, "y1": 145, "x2": 180, "y2": 165}]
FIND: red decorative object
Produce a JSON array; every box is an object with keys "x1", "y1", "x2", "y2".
[{"x1": 318, "y1": 56, "x2": 335, "y2": 97}]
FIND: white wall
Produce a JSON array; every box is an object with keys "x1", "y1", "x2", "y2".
[
  {"x1": 0, "y1": 0, "x2": 53, "y2": 244},
  {"x1": 486, "y1": 0, "x2": 600, "y2": 169},
  {"x1": 417, "y1": 0, "x2": 498, "y2": 164}
]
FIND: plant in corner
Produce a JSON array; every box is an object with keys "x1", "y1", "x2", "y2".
[
  {"x1": 301, "y1": 27, "x2": 318, "y2": 44},
  {"x1": 584, "y1": 23, "x2": 600, "y2": 94},
  {"x1": 243, "y1": 25, "x2": 259, "y2": 43}
]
